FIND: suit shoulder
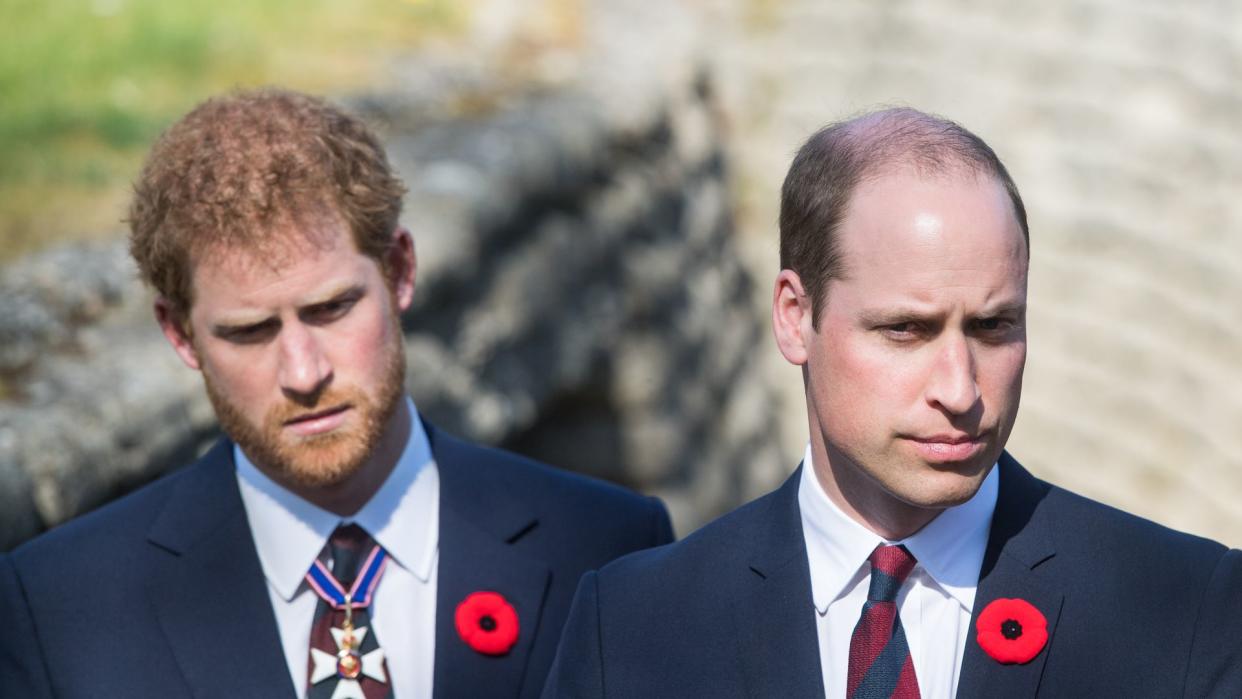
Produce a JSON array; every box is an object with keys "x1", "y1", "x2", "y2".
[
  {"x1": 596, "y1": 484, "x2": 782, "y2": 583},
  {"x1": 9, "y1": 442, "x2": 230, "y2": 574},
  {"x1": 12, "y1": 466, "x2": 188, "y2": 563},
  {"x1": 998, "y1": 455, "x2": 1229, "y2": 571},
  {"x1": 1014, "y1": 474, "x2": 1232, "y2": 595},
  {"x1": 430, "y1": 427, "x2": 671, "y2": 555},
  {"x1": 1043, "y1": 480, "x2": 1226, "y2": 561},
  {"x1": 433, "y1": 427, "x2": 664, "y2": 515}
]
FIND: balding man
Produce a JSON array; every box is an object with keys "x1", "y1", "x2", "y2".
[{"x1": 542, "y1": 108, "x2": 1242, "y2": 697}]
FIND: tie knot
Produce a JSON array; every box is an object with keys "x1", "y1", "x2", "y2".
[
  {"x1": 330, "y1": 523, "x2": 371, "y2": 549},
  {"x1": 866, "y1": 544, "x2": 917, "y2": 602},
  {"x1": 325, "y1": 524, "x2": 377, "y2": 585}
]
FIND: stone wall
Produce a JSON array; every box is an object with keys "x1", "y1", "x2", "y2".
[{"x1": 0, "y1": 50, "x2": 786, "y2": 550}]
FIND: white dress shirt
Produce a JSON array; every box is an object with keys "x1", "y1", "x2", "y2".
[
  {"x1": 236, "y1": 397, "x2": 439, "y2": 699},
  {"x1": 799, "y1": 444, "x2": 998, "y2": 699}
]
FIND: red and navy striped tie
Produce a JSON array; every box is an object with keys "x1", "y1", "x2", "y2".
[{"x1": 846, "y1": 544, "x2": 921, "y2": 698}]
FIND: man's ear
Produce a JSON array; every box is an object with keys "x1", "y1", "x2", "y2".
[
  {"x1": 154, "y1": 297, "x2": 202, "y2": 371},
  {"x1": 386, "y1": 227, "x2": 417, "y2": 313},
  {"x1": 772, "y1": 269, "x2": 813, "y2": 366}
]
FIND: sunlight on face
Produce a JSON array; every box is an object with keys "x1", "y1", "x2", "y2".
[
  {"x1": 803, "y1": 168, "x2": 1028, "y2": 528},
  {"x1": 186, "y1": 219, "x2": 407, "y2": 488}
]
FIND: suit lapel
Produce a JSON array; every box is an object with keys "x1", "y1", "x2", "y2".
[
  {"x1": 430, "y1": 425, "x2": 550, "y2": 699},
  {"x1": 146, "y1": 440, "x2": 296, "y2": 698},
  {"x1": 732, "y1": 465, "x2": 825, "y2": 698},
  {"x1": 956, "y1": 453, "x2": 1063, "y2": 699}
]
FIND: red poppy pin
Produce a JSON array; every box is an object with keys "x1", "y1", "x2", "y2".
[
  {"x1": 455, "y1": 591, "x2": 520, "y2": 656},
  {"x1": 976, "y1": 598, "x2": 1048, "y2": 664}
]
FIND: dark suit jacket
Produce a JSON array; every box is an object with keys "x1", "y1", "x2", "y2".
[
  {"x1": 542, "y1": 453, "x2": 1242, "y2": 697},
  {"x1": 0, "y1": 422, "x2": 673, "y2": 698}
]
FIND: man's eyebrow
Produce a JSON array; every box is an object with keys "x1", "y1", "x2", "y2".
[
  {"x1": 303, "y1": 283, "x2": 365, "y2": 308},
  {"x1": 208, "y1": 284, "x2": 366, "y2": 334},
  {"x1": 978, "y1": 300, "x2": 1027, "y2": 316},
  {"x1": 857, "y1": 307, "x2": 940, "y2": 325},
  {"x1": 856, "y1": 300, "x2": 1027, "y2": 325}
]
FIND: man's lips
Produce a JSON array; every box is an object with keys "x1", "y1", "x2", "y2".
[
  {"x1": 283, "y1": 405, "x2": 351, "y2": 436},
  {"x1": 910, "y1": 433, "x2": 980, "y2": 445},
  {"x1": 904, "y1": 433, "x2": 987, "y2": 462}
]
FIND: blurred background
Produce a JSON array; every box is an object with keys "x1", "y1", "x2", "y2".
[{"x1": 2, "y1": 0, "x2": 1240, "y2": 549}]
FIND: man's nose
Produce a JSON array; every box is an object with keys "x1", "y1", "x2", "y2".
[
  {"x1": 277, "y1": 323, "x2": 332, "y2": 400},
  {"x1": 925, "y1": 333, "x2": 980, "y2": 415}
]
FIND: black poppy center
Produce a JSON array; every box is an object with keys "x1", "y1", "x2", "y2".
[
  {"x1": 479, "y1": 614, "x2": 497, "y2": 632},
  {"x1": 1001, "y1": 619, "x2": 1023, "y2": 640}
]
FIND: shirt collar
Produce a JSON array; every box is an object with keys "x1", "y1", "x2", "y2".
[
  {"x1": 236, "y1": 396, "x2": 439, "y2": 601},
  {"x1": 799, "y1": 443, "x2": 998, "y2": 615}
]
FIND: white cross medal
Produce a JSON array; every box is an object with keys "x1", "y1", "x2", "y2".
[{"x1": 306, "y1": 546, "x2": 390, "y2": 699}]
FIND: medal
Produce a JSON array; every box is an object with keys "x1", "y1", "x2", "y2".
[{"x1": 306, "y1": 545, "x2": 390, "y2": 695}]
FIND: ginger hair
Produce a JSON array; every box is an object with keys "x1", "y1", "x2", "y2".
[{"x1": 128, "y1": 88, "x2": 407, "y2": 314}]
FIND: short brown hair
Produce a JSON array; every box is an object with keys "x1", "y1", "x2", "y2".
[
  {"x1": 779, "y1": 107, "x2": 1029, "y2": 328},
  {"x1": 128, "y1": 87, "x2": 407, "y2": 313}
]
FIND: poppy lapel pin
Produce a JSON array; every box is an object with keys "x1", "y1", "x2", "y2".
[
  {"x1": 976, "y1": 597, "x2": 1048, "y2": 664},
  {"x1": 455, "y1": 591, "x2": 520, "y2": 656}
]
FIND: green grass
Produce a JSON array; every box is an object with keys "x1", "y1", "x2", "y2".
[{"x1": 0, "y1": 0, "x2": 467, "y2": 261}]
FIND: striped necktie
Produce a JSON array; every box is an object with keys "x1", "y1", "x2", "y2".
[
  {"x1": 846, "y1": 544, "x2": 921, "y2": 698},
  {"x1": 306, "y1": 524, "x2": 394, "y2": 699}
]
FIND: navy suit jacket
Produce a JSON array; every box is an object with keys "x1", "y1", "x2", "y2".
[
  {"x1": 543, "y1": 453, "x2": 1242, "y2": 697},
  {"x1": 0, "y1": 422, "x2": 673, "y2": 698}
]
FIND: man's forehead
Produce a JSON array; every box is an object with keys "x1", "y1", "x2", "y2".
[
  {"x1": 192, "y1": 216, "x2": 354, "y2": 277},
  {"x1": 184, "y1": 226, "x2": 364, "y2": 312},
  {"x1": 200, "y1": 236, "x2": 321, "y2": 275},
  {"x1": 839, "y1": 169, "x2": 1023, "y2": 252},
  {"x1": 822, "y1": 168, "x2": 1028, "y2": 303}
]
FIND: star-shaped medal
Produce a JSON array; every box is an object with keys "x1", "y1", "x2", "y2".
[{"x1": 310, "y1": 624, "x2": 388, "y2": 699}]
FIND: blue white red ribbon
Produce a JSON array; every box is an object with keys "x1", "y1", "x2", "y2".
[{"x1": 305, "y1": 545, "x2": 388, "y2": 609}]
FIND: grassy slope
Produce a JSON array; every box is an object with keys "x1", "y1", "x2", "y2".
[{"x1": 0, "y1": 0, "x2": 465, "y2": 261}]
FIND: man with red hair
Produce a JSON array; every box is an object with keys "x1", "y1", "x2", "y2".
[{"x1": 0, "y1": 88, "x2": 672, "y2": 699}]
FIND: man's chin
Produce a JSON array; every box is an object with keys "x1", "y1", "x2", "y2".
[
  {"x1": 903, "y1": 460, "x2": 995, "y2": 508},
  {"x1": 923, "y1": 454, "x2": 994, "y2": 478},
  {"x1": 278, "y1": 462, "x2": 360, "y2": 489},
  {"x1": 284, "y1": 450, "x2": 371, "y2": 487},
  {"x1": 243, "y1": 433, "x2": 373, "y2": 489}
]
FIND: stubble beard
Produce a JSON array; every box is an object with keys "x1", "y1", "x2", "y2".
[{"x1": 204, "y1": 320, "x2": 407, "y2": 489}]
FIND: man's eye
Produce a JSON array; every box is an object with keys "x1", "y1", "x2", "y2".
[
  {"x1": 976, "y1": 317, "x2": 1012, "y2": 332},
  {"x1": 881, "y1": 322, "x2": 923, "y2": 340},
  {"x1": 307, "y1": 298, "x2": 356, "y2": 323},
  {"x1": 224, "y1": 322, "x2": 277, "y2": 344}
]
